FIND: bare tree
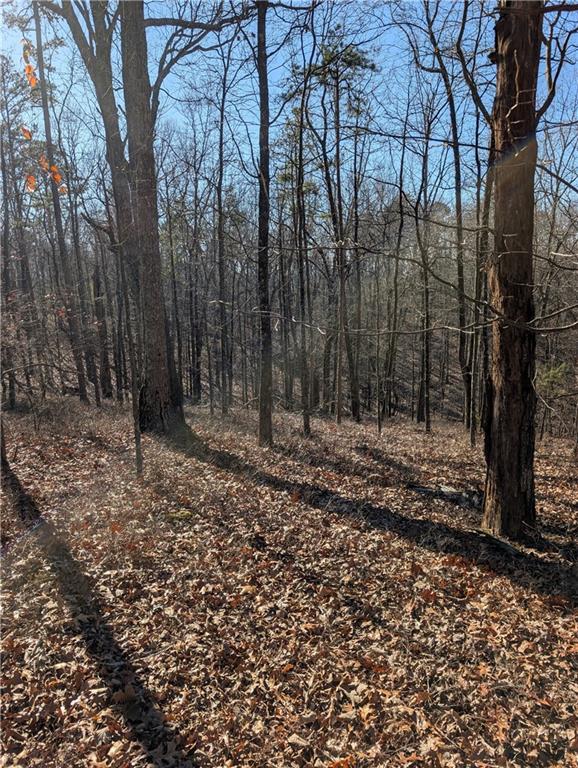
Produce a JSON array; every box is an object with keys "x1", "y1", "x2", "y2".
[{"x1": 257, "y1": 0, "x2": 273, "y2": 445}]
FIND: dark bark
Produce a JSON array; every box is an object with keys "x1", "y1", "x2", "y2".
[
  {"x1": 188, "y1": 247, "x2": 203, "y2": 404},
  {"x1": 120, "y1": 0, "x2": 183, "y2": 432},
  {"x1": 216, "y1": 45, "x2": 231, "y2": 415},
  {"x1": 257, "y1": 0, "x2": 273, "y2": 446},
  {"x1": 0, "y1": 133, "x2": 16, "y2": 409},
  {"x1": 482, "y1": 0, "x2": 542, "y2": 538},
  {"x1": 119, "y1": 238, "x2": 143, "y2": 477},
  {"x1": 56, "y1": 1, "x2": 141, "y2": 300},
  {"x1": 296, "y1": 92, "x2": 311, "y2": 436}
]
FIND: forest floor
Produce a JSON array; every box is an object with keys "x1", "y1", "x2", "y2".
[{"x1": 1, "y1": 401, "x2": 577, "y2": 768}]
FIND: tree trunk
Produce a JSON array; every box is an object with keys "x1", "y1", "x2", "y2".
[
  {"x1": 0, "y1": 133, "x2": 16, "y2": 409},
  {"x1": 482, "y1": 0, "x2": 542, "y2": 538},
  {"x1": 119, "y1": 241, "x2": 143, "y2": 476},
  {"x1": 1, "y1": 61, "x2": 47, "y2": 399},
  {"x1": 165, "y1": 185, "x2": 183, "y2": 391},
  {"x1": 34, "y1": 2, "x2": 89, "y2": 404},
  {"x1": 216, "y1": 52, "x2": 230, "y2": 415},
  {"x1": 120, "y1": 0, "x2": 183, "y2": 432},
  {"x1": 93, "y1": 259, "x2": 113, "y2": 398},
  {"x1": 296, "y1": 96, "x2": 311, "y2": 436},
  {"x1": 424, "y1": 2, "x2": 469, "y2": 426},
  {"x1": 188, "y1": 247, "x2": 203, "y2": 404},
  {"x1": 257, "y1": 0, "x2": 273, "y2": 446}
]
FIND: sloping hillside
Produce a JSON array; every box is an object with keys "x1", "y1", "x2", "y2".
[{"x1": 2, "y1": 403, "x2": 577, "y2": 767}]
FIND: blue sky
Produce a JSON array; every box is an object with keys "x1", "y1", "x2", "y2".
[{"x1": 2, "y1": 1, "x2": 576, "y2": 215}]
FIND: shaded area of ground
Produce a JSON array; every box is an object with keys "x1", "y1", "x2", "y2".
[
  {"x1": 2, "y1": 402, "x2": 577, "y2": 767},
  {"x1": 2, "y1": 461, "x2": 196, "y2": 767},
  {"x1": 168, "y1": 423, "x2": 577, "y2": 605}
]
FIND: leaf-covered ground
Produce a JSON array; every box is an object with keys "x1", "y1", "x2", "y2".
[{"x1": 2, "y1": 402, "x2": 577, "y2": 768}]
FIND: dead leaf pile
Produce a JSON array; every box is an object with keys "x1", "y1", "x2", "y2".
[{"x1": 1, "y1": 404, "x2": 577, "y2": 767}]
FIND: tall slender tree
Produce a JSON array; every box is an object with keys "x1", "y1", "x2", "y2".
[
  {"x1": 33, "y1": 1, "x2": 89, "y2": 404},
  {"x1": 257, "y1": 0, "x2": 273, "y2": 446}
]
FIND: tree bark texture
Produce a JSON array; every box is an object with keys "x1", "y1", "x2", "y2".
[{"x1": 482, "y1": 0, "x2": 542, "y2": 537}]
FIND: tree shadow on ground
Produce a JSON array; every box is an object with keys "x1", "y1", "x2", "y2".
[
  {"x1": 352, "y1": 444, "x2": 418, "y2": 480},
  {"x1": 1, "y1": 462, "x2": 196, "y2": 768},
  {"x1": 167, "y1": 424, "x2": 577, "y2": 607},
  {"x1": 270, "y1": 440, "x2": 416, "y2": 488}
]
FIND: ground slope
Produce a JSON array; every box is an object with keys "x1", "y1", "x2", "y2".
[{"x1": 1, "y1": 403, "x2": 577, "y2": 768}]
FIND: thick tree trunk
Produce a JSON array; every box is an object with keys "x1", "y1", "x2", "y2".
[
  {"x1": 112, "y1": 241, "x2": 125, "y2": 403},
  {"x1": 119, "y1": 242, "x2": 143, "y2": 476},
  {"x1": 336, "y1": 248, "x2": 345, "y2": 425},
  {"x1": 279, "y1": 209, "x2": 293, "y2": 409},
  {"x1": 120, "y1": 0, "x2": 183, "y2": 432},
  {"x1": 482, "y1": 0, "x2": 542, "y2": 538},
  {"x1": 58, "y1": 2, "x2": 141, "y2": 302},
  {"x1": 57, "y1": 0, "x2": 179, "y2": 426},
  {"x1": 352, "y1": 122, "x2": 362, "y2": 423}
]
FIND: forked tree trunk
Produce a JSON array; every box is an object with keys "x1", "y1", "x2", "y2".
[{"x1": 482, "y1": 0, "x2": 542, "y2": 538}]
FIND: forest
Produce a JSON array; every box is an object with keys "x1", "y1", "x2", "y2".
[{"x1": 1, "y1": 1, "x2": 577, "y2": 766}]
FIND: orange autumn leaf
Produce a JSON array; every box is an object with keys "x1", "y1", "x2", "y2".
[
  {"x1": 24, "y1": 61, "x2": 38, "y2": 89},
  {"x1": 20, "y1": 126, "x2": 32, "y2": 140},
  {"x1": 39, "y1": 154, "x2": 49, "y2": 171},
  {"x1": 328, "y1": 758, "x2": 355, "y2": 768},
  {"x1": 58, "y1": 185, "x2": 68, "y2": 195},
  {"x1": 50, "y1": 165, "x2": 63, "y2": 185},
  {"x1": 25, "y1": 174, "x2": 36, "y2": 192}
]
